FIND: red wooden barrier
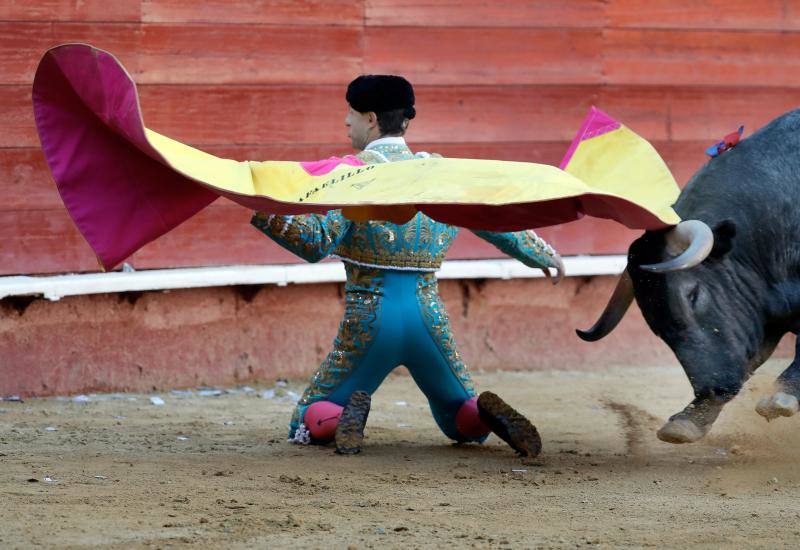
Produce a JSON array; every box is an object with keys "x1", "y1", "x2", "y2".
[
  {"x1": 606, "y1": 0, "x2": 799, "y2": 30},
  {"x1": 142, "y1": 0, "x2": 363, "y2": 26},
  {"x1": 1, "y1": 1, "x2": 796, "y2": 275},
  {"x1": 365, "y1": 0, "x2": 605, "y2": 28}
]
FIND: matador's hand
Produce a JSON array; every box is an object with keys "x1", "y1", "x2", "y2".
[{"x1": 541, "y1": 253, "x2": 565, "y2": 285}]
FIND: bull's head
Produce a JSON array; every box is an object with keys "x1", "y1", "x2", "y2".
[
  {"x1": 576, "y1": 220, "x2": 715, "y2": 343},
  {"x1": 576, "y1": 219, "x2": 775, "y2": 444}
]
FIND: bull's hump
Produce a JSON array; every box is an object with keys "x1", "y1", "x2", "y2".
[{"x1": 676, "y1": 108, "x2": 800, "y2": 219}]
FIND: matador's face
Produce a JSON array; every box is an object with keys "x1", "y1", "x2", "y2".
[{"x1": 345, "y1": 107, "x2": 378, "y2": 151}]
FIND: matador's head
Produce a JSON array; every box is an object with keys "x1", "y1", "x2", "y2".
[{"x1": 344, "y1": 74, "x2": 415, "y2": 150}]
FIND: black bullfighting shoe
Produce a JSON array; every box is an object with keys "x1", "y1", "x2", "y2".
[
  {"x1": 335, "y1": 391, "x2": 371, "y2": 455},
  {"x1": 477, "y1": 391, "x2": 542, "y2": 457}
]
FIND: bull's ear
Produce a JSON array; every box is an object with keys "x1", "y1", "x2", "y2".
[{"x1": 710, "y1": 219, "x2": 736, "y2": 258}]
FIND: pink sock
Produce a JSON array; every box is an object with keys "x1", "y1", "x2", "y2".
[
  {"x1": 456, "y1": 396, "x2": 491, "y2": 439},
  {"x1": 304, "y1": 401, "x2": 344, "y2": 441}
]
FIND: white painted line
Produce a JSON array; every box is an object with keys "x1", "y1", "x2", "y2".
[{"x1": 0, "y1": 256, "x2": 627, "y2": 301}]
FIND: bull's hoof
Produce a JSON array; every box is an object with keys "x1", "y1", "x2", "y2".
[
  {"x1": 656, "y1": 418, "x2": 706, "y2": 444},
  {"x1": 755, "y1": 392, "x2": 799, "y2": 421}
]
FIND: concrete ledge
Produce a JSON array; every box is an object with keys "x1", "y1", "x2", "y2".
[{"x1": 0, "y1": 255, "x2": 626, "y2": 301}]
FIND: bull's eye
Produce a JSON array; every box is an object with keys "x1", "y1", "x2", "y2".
[{"x1": 687, "y1": 284, "x2": 700, "y2": 308}]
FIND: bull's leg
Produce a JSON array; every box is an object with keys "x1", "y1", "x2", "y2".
[
  {"x1": 657, "y1": 397, "x2": 727, "y2": 444},
  {"x1": 657, "y1": 365, "x2": 747, "y2": 444},
  {"x1": 755, "y1": 337, "x2": 800, "y2": 421}
]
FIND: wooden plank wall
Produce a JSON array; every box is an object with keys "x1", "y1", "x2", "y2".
[{"x1": 2, "y1": 0, "x2": 799, "y2": 275}]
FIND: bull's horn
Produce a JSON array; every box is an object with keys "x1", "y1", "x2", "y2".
[
  {"x1": 640, "y1": 220, "x2": 714, "y2": 273},
  {"x1": 575, "y1": 270, "x2": 634, "y2": 342}
]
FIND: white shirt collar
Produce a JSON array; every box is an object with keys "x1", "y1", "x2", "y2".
[{"x1": 365, "y1": 136, "x2": 407, "y2": 149}]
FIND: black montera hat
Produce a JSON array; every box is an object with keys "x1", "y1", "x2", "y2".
[{"x1": 346, "y1": 75, "x2": 415, "y2": 118}]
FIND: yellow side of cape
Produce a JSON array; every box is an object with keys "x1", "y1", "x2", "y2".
[{"x1": 145, "y1": 127, "x2": 681, "y2": 226}]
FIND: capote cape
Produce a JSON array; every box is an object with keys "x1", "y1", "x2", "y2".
[{"x1": 32, "y1": 43, "x2": 681, "y2": 271}]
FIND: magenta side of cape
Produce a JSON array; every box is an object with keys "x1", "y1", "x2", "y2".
[
  {"x1": 418, "y1": 193, "x2": 659, "y2": 233},
  {"x1": 300, "y1": 157, "x2": 364, "y2": 175},
  {"x1": 32, "y1": 44, "x2": 362, "y2": 271},
  {"x1": 32, "y1": 44, "x2": 219, "y2": 271},
  {"x1": 558, "y1": 106, "x2": 621, "y2": 170}
]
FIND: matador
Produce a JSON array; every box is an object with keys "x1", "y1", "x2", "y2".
[{"x1": 252, "y1": 75, "x2": 563, "y2": 456}]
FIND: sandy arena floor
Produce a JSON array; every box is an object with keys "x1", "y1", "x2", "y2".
[{"x1": 2, "y1": 361, "x2": 800, "y2": 549}]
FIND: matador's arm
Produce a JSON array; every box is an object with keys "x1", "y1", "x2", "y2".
[
  {"x1": 472, "y1": 229, "x2": 565, "y2": 283},
  {"x1": 250, "y1": 210, "x2": 351, "y2": 263}
]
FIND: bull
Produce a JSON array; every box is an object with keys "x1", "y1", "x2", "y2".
[{"x1": 578, "y1": 109, "x2": 800, "y2": 443}]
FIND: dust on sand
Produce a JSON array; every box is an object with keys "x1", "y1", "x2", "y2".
[{"x1": 2, "y1": 361, "x2": 800, "y2": 549}]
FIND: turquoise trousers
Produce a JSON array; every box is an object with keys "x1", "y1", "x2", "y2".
[{"x1": 291, "y1": 264, "x2": 478, "y2": 441}]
